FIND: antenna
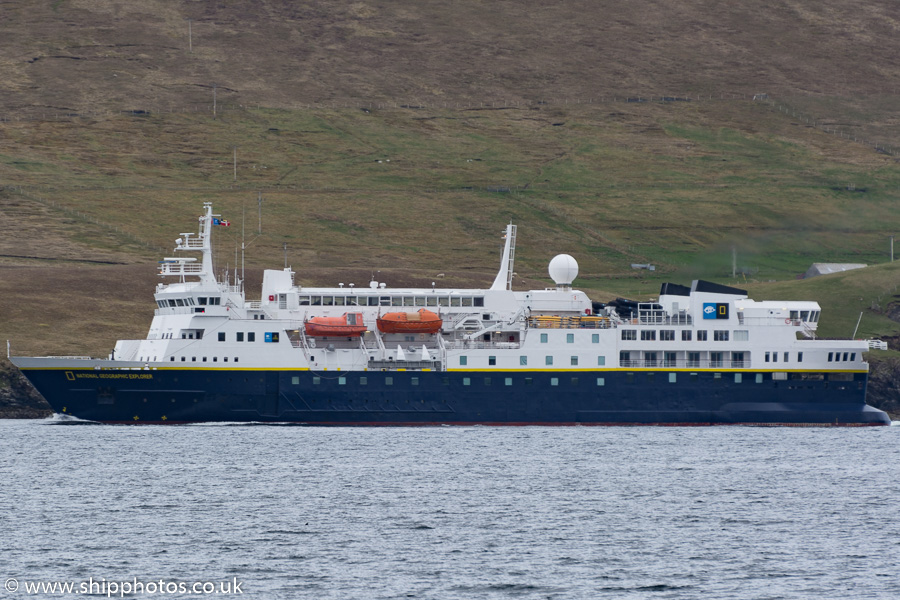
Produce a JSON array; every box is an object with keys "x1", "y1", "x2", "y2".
[{"x1": 258, "y1": 191, "x2": 263, "y2": 234}]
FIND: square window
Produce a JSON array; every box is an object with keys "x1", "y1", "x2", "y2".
[
  {"x1": 570, "y1": 377, "x2": 579, "y2": 386},
  {"x1": 484, "y1": 377, "x2": 491, "y2": 386},
  {"x1": 682, "y1": 330, "x2": 692, "y2": 341},
  {"x1": 540, "y1": 333, "x2": 548, "y2": 343},
  {"x1": 505, "y1": 377, "x2": 513, "y2": 386},
  {"x1": 338, "y1": 377, "x2": 346, "y2": 385},
  {"x1": 570, "y1": 356, "x2": 578, "y2": 366},
  {"x1": 596, "y1": 377, "x2": 605, "y2": 386},
  {"x1": 545, "y1": 356, "x2": 553, "y2": 366},
  {"x1": 550, "y1": 378, "x2": 559, "y2": 386},
  {"x1": 291, "y1": 376, "x2": 300, "y2": 385},
  {"x1": 460, "y1": 356, "x2": 468, "y2": 366},
  {"x1": 312, "y1": 377, "x2": 321, "y2": 385},
  {"x1": 385, "y1": 377, "x2": 393, "y2": 386},
  {"x1": 525, "y1": 377, "x2": 533, "y2": 385},
  {"x1": 360, "y1": 377, "x2": 368, "y2": 385},
  {"x1": 441, "y1": 377, "x2": 449, "y2": 386},
  {"x1": 597, "y1": 356, "x2": 605, "y2": 366},
  {"x1": 411, "y1": 377, "x2": 419, "y2": 386},
  {"x1": 463, "y1": 377, "x2": 471, "y2": 386},
  {"x1": 520, "y1": 356, "x2": 528, "y2": 366}
]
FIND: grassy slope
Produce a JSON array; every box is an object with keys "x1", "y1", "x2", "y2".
[{"x1": 1, "y1": 1, "x2": 899, "y2": 404}]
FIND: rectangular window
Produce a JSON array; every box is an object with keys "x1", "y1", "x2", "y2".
[
  {"x1": 714, "y1": 330, "x2": 729, "y2": 341},
  {"x1": 850, "y1": 353, "x2": 856, "y2": 361},
  {"x1": 460, "y1": 356, "x2": 468, "y2": 366},
  {"x1": 571, "y1": 356, "x2": 579, "y2": 366},
  {"x1": 550, "y1": 378, "x2": 559, "y2": 386},
  {"x1": 621, "y1": 330, "x2": 636, "y2": 341},
  {"x1": 682, "y1": 330, "x2": 692, "y2": 341},
  {"x1": 734, "y1": 330, "x2": 749, "y2": 341},
  {"x1": 545, "y1": 356, "x2": 553, "y2": 366},
  {"x1": 734, "y1": 373, "x2": 743, "y2": 383},
  {"x1": 567, "y1": 333, "x2": 574, "y2": 344},
  {"x1": 660, "y1": 330, "x2": 675, "y2": 341},
  {"x1": 385, "y1": 377, "x2": 393, "y2": 386},
  {"x1": 843, "y1": 352, "x2": 849, "y2": 361},
  {"x1": 596, "y1": 377, "x2": 605, "y2": 386},
  {"x1": 828, "y1": 352, "x2": 833, "y2": 362},
  {"x1": 765, "y1": 351, "x2": 770, "y2": 363},
  {"x1": 697, "y1": 330, "x2": 708, "y2": 341},
  {"x1": 641, "y1": 330, "x2": 656, "y2": 341},
  {"x1": 570, "y1": 377, "x2": 579, "y2": 386},
  {"x1": 484, "y1": 377, "x2": 491, "y2": 386},
  {"x1": 291, "y1": 376, "x2": 300, "y2": 385},
  {"x1": 338, "y1": 377, "x2": 346, "y2": 385},
  {"x1": 783, "y1": 352, "x2": 789, "y2": 363},
  {"x1": 597, "y1": 356, "x2": 606, "y2": 366},
  {"x1": 248, "y1": 332, "x2": 256, "y2": 342},
  {"x1": 463, "y1": 377, "x2": 471, "y2": 386},
  {"x1": 505, "y1": 377, "x2": 513, "y2": 386},
  {"x1": 520, "y1": 356, "x2": 528, "y2": 366},
  {"x1": 540, "y1": 333, "x2": 548, "y2": 343},
  {"x1": 236, "y1": 332, "x2": 244, "y2": 342},
  {"x1": 687, "y1": 352, "x2": 700, "y2": 367},
  {"x1": 488, "y1": 356, "x2": 496, "y2": 366},
  {"x1": 756, "y1": 373, "x2": 764, "y2": 383},
  {"x1": 664, "y1": 352, "x2": 676, "y2": 367},
  {"x1": 798, "y1": 352, "x2": 803, "y2": 363},
  {"x1": 669, "y1": 373, "x2": 677, "y2": 383},
  {"x1": 525, "y1": 377, "x2": 533, "y2": 385},
  {"x1": 360, "y1": 377, "x2": 368, "y2": 385},
  {"x1": 411, "y1": 377, "x2": 419, "y2": 386},
  {"x1": 312, "y1": 377, "x2": 321, "y2": 385},
  {"x1": 592, "y1": 333, "x2": 599, "y2": 343},
  {"x1": 710, "y1": 352, "x2": 723, "y2": 367},
  {"x1": 620, "y1": 351, "x2": 631, "y2": 366}
]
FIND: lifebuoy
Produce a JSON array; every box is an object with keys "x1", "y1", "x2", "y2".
[
  {"x1": 268, "y1": 295, "x2": 275, "y2": 301},
  {"x1": 785, "y1": 318, "x2": 791, "y2": 324}
]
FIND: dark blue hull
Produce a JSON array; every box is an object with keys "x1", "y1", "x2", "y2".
[{"x1": 19, "y1": 367, "x2": 890, "y2": 425}]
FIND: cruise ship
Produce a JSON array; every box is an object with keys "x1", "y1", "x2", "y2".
[{"x1": 11, "y1": 204, "x2": 890, "y2": 425}]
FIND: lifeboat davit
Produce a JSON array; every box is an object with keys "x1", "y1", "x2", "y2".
[
  {"x1": 377, "y1": 309, "x2": 442, "y2": 334},
  {"x1": 305, "y1": 312, "x2": 367, "y2": 337}
]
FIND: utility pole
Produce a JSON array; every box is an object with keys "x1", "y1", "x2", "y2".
[
  {"x1": 257, "y1": 191, "x2": 262, "y2": 234},
  {"x1": 891, "y1": 236, "x2": 895, "y2": 262},
  {"x1": 283, "y1": 242, "x2": 288, "y2": 268},
  {"x1": 187, "y1": 19, "x2": 193, "y2": 53},
  {"x1": 233, "y1": 147, "x2": 237, "y2": 181},
  {"x1": 213, "y1": 84, "x2": 217, "y2": 119},
  {"x1": 732, "y1": 246, "x2": 736, "y2": 278}
]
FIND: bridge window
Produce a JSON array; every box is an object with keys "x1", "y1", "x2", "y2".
[
  {"x1": 682, "y1": 330, "x2": 692, "y2": 341},
  {"x1": 622, "y1": 330, "x2": 636, "y2": 341}
]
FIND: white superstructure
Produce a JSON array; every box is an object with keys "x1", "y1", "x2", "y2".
[{"x1": 111, "y1": 204, "x2": 866, "y2": 378}]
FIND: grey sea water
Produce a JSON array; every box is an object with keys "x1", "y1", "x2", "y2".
[{"x1": 1, "y1": 419, "x2": 899, "y2": 600}]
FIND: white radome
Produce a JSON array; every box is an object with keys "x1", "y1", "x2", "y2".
[{"x1": 548, "y1": 254, "x2": 578, "y2": 285}]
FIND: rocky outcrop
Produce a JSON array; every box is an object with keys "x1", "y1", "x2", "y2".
[
  {"x1": 865, "y1": 354, "x2": 900, "y2": 419},
  {"x1": 0, "y1": 361, "x2": 52, "y2": 419}
]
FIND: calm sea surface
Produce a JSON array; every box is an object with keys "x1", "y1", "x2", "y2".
[{"x1": 2, "y1": 419, "x2": 899, "y2": 599}]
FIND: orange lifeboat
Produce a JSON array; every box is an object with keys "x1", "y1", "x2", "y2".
[
  {"x1": 377, "y1": 309, "x2": 442, "y2": 334},
  {"x1": 305, "y1": 312, "x2": 367, "y2": 337}
]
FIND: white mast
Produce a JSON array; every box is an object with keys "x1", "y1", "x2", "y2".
[{"x1": 490, "y1": 223, "x2": 517, "y2": 291}]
